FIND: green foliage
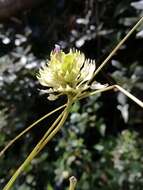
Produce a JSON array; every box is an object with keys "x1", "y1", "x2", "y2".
[
  {"x1": 55, "y1": 127, "x2": 143, "y2": 190},
  {"x1": 93, "y1": 130, "x2": 143, "y2": 190}
]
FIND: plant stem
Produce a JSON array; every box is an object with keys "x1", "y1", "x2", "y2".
[
  {"x1": 34, "y1": 110, "x2": 65, "y2": 154},
  {"x1": 0, "y1": 104, "x2": 66, "y2": 157},
  {"x1": 115, "y1": 85, "x2": 143, "y2": 108},
  {"x1": 89, "y1": 16, "x2": 143, "y2": 81},
  {"x1": 36, "y1": 97, "x2": 74, "y2": 154},
  {"x1": 81, "y1": 85, "x2": 143, "y2": 108},
  {"x1": 79, "y1": 85, "x2": 116, "y2": 99},
  {"x1": 69, "y1": 176, "x2": 77, "y2": 190},
  {"x1": 3, "y1": 98, "x2": 73, "y2": 190},
  {"x1": 2, "y1": 111, "x2": 63, "y2": 190}
]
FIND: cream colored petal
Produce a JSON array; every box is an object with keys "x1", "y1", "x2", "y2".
[
  {"x1": 48, "y1": 94, "x2": 58, "y2": 101},
  {"x1": 85, "y1": 61, "x2": 96, "y2": 81},
  {"x1": 91, "y1": 81, "x2": 108, "y2": 90},
  {"x1": 80, "y1": 59, "x2": 96, "y2": 82}
]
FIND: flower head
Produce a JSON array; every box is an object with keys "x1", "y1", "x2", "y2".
[{"x1": 37, "y1": 46, "x2": 96, "y2": 100}]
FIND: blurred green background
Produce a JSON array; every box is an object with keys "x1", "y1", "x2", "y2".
[{"x1": 0, "y1": 0, "x2": 143, "y2": 189}]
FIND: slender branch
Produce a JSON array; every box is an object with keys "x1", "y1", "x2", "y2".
[
  {"x1": 115, "y1": 85, "x2": 143, "y2": 108},
  {"x1": 79, "y1": 85, "x2": 116, "y2": 99},
  {"x1": 35, "y1": 98, "x2": 74, "y2": 154},
  {"x1": 89, "y1": 16, "x2": 143, "y2": 81},
  {"x1": 34, "y1": 111, "x2": 65, "y2": 154},
  {"x1": 0, "y1": 104, "x2": 66, "y2": 157},
  {"x1": 82, "y1": 85, "x2": 143, "y2": 108},
  {"x1": 2, "y1": 110, "x2": 64, "y2": 190},
  {"x1": 3, "y1": 98, "x2": 73, "y2": 190}
]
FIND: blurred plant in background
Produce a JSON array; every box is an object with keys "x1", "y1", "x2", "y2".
[{"x1": 0, "y1": 0, "x2": 143, "y2": 189}]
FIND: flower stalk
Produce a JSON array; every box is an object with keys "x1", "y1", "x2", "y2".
[
  {"x1": 3, "y1": 97, "x2": 73, "y2": 190},
  {"x1": 81, "y1": 85, "x2": 143, "y2": 108},
  {"x1": 89, "y1": 16, "x2": 143, "y2": 82},
  {"x1": 0, "y1": 104, "x2": 66, "y2": 157}
]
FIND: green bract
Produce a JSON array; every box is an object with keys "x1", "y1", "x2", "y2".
[{"x1": 37, "y1": 48, "x2": 96, "y2": 100}]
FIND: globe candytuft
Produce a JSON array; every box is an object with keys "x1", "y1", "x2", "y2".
[{"x1": 37, "y1": 46, "x2": 96, "y2": 100}]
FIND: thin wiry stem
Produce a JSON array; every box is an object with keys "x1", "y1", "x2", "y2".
[
  {"x1": 115, "y1": 85, "x2": 143, "y2": 108},
  {"x1": 3, "y1": 110, "x2": 65, "y2": 190},
  {"x1": 0, "y1": 104, "x2": 66, "y2": 157},
  {"x1": 35, "y1": 97, "x2": 74, "y2": 155},
  {"x1": 33, "y1": 110, "x2": 65, "y2": 155},
  {"x1": 3, "y1": 97, "x2": 73, "y2": 190},
  {"x1": 82, "y1": 85, "x2": 143, "y2": 108},
  {"x1": 79, "y1": 85, "x2": 116, "y2": 100},
  {"x1": 88, "y1": 16, "x2": 143, "y2": 82}
]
